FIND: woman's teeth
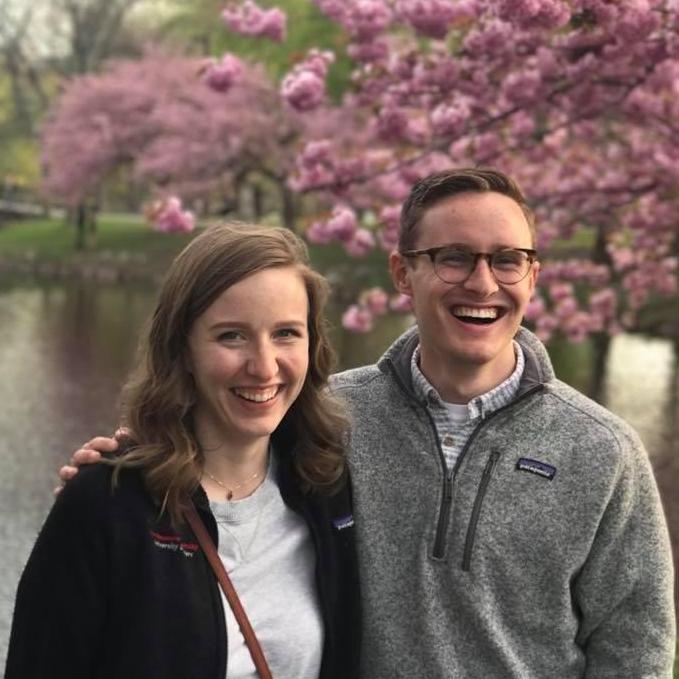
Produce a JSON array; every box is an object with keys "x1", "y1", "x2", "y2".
[{"x1": 233, "y1": 387, "x2": 279, "y2": 402}]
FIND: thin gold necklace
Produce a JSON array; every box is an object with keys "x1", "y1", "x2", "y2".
[{"x1": 203, "y1": 468, "x2": 263, "y2": 501}]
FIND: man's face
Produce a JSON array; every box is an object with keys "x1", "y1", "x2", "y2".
[{"x1": 390, "y1": 191, "x2": 539, "y2": 397}]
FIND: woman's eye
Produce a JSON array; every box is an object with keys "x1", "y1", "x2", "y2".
[
  {"x1": 217, "y1": 331, "x2": 243, "y2": 342},
  {"x1": 276, "y1": 328, "x2": 302, "y2": 339}
]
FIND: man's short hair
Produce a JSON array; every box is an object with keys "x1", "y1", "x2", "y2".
[{"x1": 398, "y1": 167, "x2": 536, "y2": 250}]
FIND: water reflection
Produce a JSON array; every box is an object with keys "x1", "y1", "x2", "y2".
[{"x1": 0, "y1": 278, "x2": 677, "y2": 667}]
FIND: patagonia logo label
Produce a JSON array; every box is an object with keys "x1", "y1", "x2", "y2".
[
  {"x1": 332, "y1": 514, "x2": 355, "y2": 531},
  {"x1": 517, "y1": 458, "x2": 556, "y2": 480}
]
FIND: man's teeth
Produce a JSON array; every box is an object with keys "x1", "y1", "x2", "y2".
[
  {"x1": 453, "y1": 306, "x2": 499, "y2": 319},
  {"x1": 233, "y1": 387, "x2": 279, "y2": 402}
]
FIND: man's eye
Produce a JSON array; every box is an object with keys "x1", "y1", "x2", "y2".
[
  {"x1": 493, "y1": 251, "x2": 524, "y2": 269},
  {"x1": 438, "y1": 250, "x2": 471, "y2": 267}
]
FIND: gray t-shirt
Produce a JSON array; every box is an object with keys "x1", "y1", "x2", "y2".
[{"x1": 209, "y1": 458, "x2": 323, "y2": 679}]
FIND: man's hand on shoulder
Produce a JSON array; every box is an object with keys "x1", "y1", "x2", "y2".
[{"x1": 55, "y1": 430, "x2": 126, "y2": 494}]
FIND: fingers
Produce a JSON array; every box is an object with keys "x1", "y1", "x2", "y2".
[
  {"x1": 82, "y1": 436, "x2": 119, "y2": 454},
  {"x1": 69, "y1": 448, "x2": 103, "y2": 467},
  {"x1": 54, "y1": 464, "x2": 85, "y2": 496},
  {"x1": 58, "y1": 465, "x2": 79, "y2": 481},
  {"x1": 114, "y1": 427, "x2": 131, "y2": 440}
]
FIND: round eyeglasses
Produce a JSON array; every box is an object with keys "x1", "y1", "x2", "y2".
[{"x1": 400, "y1": 246, "x2": 538, "y2": 285}]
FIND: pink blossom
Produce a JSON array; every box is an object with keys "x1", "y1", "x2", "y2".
[
  {"x1": 149, "y1": 196, "x2": 196, "y2": 233},
  {"x1": 222, "y1": 1, "x2": 287, "y2": 42},
  {"x1": 313, "y1": 0, "x2": 393, "y2": 40},
  {"x1": 342, "y1": 304, "x2": 374, "y2": 332},
  {"x1": 589, "y1": 288, "x2": 617, "y2": 317},
  {"x1": 344, "y1": 228, "x2": 376, "y2": 256},
  {"x1": 377, "y1": 204, "x2": 401, "y2": 251},
  {"x1": 535, "y1": 315, "x2": 558, "y2": 343},
  {"x1": 299, "y1": 139, "x2": 334, "y2": 166},
  {"x1": 390, "y1": 293, "x2": 413, "y2": 313},
  {"x1": 361, "y1": 287, "x2": 389, "y2": 315},
  {"x1": 430, "y1": 100, "x2": 471, "y2": 138},
  {"x1": 548, "y1": 281, "x2": 574, "y2": 300},
  {"x1": 554, "y1": 297, "x2": 578, "y2": 319},
  {"x1": 395, "y1": 0, "x2": 477, "y2": 39},
  {"x1": 280, "y1": 50, "x2": 334, "y2": 111},
  {"x1": 347, "y1": 40, "x2": 390, "y2": 63},
  {"x1": 327, "y1": 206, "x2": 359, "y2": 240},
  {"x1": 306, "y1": 219, "x2": 335, "y2": 244},
  {"x1": 502, "y1": 69, "x2": 543, "y2": 106},
  {"x1": 523, "y1": 294, "x2": 545, "y2": 321},
  {"x1": 202, "y1": 54, "x2": 244, "y2": 93},
  {"x1": 281, "y1": 70, "x2": 326, "y2": 111},
  {"x1": 347, "y1": 0, "x2": 394, "y2": 41},
  {"x1": 496, "y1": 0, "x2": 570, "y2": 30}
]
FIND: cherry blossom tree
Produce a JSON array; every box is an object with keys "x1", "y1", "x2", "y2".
[
  {"x1": 40, "y1": 49, "x2": 309, "y2": 244},
  {"x1": 213, "y1": 0, "x2": 679, "y2": 351}
]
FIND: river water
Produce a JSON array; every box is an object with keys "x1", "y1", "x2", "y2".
[{"x1": 1, "y1": 277, "x2": 677, "y2": 668}]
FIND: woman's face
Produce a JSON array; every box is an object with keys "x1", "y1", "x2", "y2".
[{"x1": 187, "y1": 266, "x2": 310, "y2": 450}]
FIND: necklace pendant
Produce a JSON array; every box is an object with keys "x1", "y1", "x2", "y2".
[{"x1": 226, "y1": 490, "x2": 234, "y2": 501}]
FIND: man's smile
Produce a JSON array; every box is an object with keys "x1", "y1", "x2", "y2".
[{"x1": 450, "y1": 305, "x2": 507, "y2": 325}]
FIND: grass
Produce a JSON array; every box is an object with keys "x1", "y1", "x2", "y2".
[
  {"x1": 0, "y1": 213, "x2": 395, "y2": 287},
  {"x1": 0, "y1": 213, "x2": 197, "y2": 274}
]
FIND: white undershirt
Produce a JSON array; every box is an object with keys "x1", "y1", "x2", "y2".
[{"x1": 209, "y1": 458, "x2": 324, "y2": 679}]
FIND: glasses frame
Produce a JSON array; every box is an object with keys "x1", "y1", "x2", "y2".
[{"x1": 400, "y1": 245, "x2": 538, "y2": 285}]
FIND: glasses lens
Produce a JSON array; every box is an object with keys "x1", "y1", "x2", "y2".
[
  {"x1": 433, "y1": 248, "x2": 532, "y2": 284},
  {"x1": 490, "y1": 250, "x2": 531, "y2": 283},
  {"x1": 433, "y1": 248, "x2": 475, "y2": 283}
]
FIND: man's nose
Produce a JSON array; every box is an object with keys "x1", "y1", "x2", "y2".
[{"x1": 462, "y1": 255, "x2": 499, "y2": 296}]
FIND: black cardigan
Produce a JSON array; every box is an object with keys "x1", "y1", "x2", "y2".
[{"x1": 5, "y1": 451, "x2": 361, "y2": 678}]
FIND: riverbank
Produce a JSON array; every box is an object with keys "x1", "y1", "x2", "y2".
[
  {"x1": 0, "y1": 215, "x2": 194, "y2": 282},
  {"x1": 2, "y1": 213, "x2": 677, "y2": 339}
]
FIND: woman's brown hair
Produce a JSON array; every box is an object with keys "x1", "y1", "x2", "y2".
[{"x1": 112, "y1": 222, "x2": 348, "y2": 523}]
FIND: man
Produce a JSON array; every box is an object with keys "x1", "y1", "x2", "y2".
[{"x1": 63, "y1": 168, "x2": 675, "y2": 677}]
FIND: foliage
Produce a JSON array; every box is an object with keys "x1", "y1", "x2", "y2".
[
  {"x1": 38, "y1": 0, "x2": 679, "y2": 340},
  {"x1": 213, "y1": 0, "x2": 679, "y2": 340}
]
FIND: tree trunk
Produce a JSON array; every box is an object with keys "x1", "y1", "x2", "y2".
[
  {"x1": 252, "y1": 184, "x2": 264, "y2": 220},
  {"x1": 280, "y1": 183, "x2": 297, "y2": 231},
  {"x1": 588, "y1": 331, "x2": 611, "y2": 404},
  {"x1": 74, "y1": 204, "x2": 87, "y2": 250}
]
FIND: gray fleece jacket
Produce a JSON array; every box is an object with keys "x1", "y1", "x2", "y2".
[{"x1": 331, "y1": 325, "x2": 675, "y2": 678}]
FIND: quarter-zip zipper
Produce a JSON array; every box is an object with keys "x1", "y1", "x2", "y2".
[
  {"x1": 430, "y1": 385, "x2": 544, "y2": 559},
  {"x1": 462, "y1": 450, "x2": 499, "y2": 571},
  {"x1": 385, "y1": 359, "x2": 544, "y2": 561}
]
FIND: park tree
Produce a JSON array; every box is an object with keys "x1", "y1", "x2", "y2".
[
  {"x1": 40, "y1": 0, "x2": 679, "y2": 391},
  {"x1": 40, "y1": 48, "x2": 341, "y2": 244},
  {"x1": 204, "y1": 0, "x2": 679, "y2": 361}
]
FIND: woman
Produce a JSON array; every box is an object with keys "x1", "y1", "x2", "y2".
[{"x1": 5, "y1": 223, "x2": 361, "y2": 679}]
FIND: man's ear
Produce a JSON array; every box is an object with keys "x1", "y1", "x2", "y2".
[
  {"x1": 528, "y1": 259, "x2": 540, "y2": 293},
  {"x1": 389, "y1": 250, "x2": 413, "y2": 296}
]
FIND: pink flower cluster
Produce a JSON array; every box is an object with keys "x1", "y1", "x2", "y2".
[
  {"x1": 495, "y1": 0, "x2": 570, "y2": 31},
  {"x1": 149, "y1": 197, "x2": 196, "y2": 234},
  {"x1": 222, "y1": 1, "x2": 287, "y2": 42},
  {"x1": 395, "y1": 0, "x2": 477, "y2": 39},
  {"x1": 342, "y1": 288, "x2": 412, "y2": 332},
  {"x1": 307, "y1": 205, "x2": 377, "y2": 257},
  {"x1": 202, "y1": 54, "x2": 244, "y2": 93},
  {"x1": 314, "y1": 0, "x2": 393, "y2": 41},
  {"x1": 280, "y1": 50, "x2": 334, "y2": 111}
]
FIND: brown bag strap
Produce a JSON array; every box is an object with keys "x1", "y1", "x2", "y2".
[{"x1": 184, "y1": 501, "x2": 273, "y2": 679}]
